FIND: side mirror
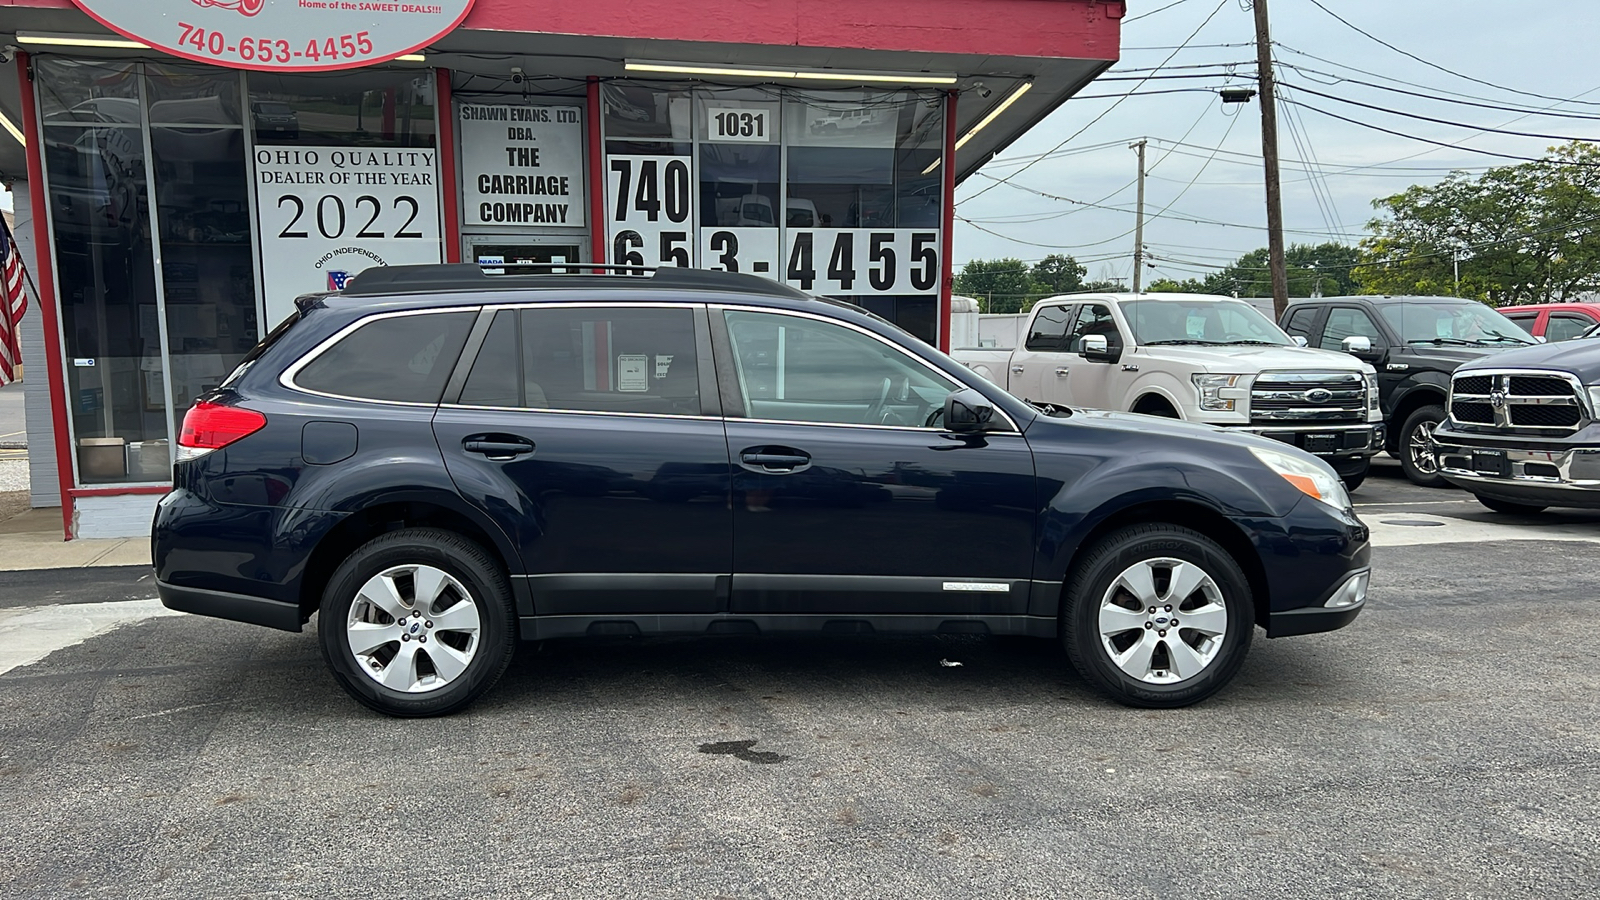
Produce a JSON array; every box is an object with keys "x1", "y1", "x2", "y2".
[
  {"x1": 944, "y1": 388, "x2": 996, "y2": 434},
  {"x1": 1341, "y1": 335, "x2": 1372, "y2": 354},
  {"x1": 1293, "y1": 335, "x2": 1309, "y2": 348},
  {"x1": 1080, "y1": 334, "x2": 1121, "y2": 363},
  {"x1": 1537, "y1": 335, "x2": 1548, "y2": 344}
]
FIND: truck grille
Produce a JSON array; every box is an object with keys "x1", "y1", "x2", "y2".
[
  {"x1": 1449, "y1": 370, "x2": 1587, "y2": 432},
  {"x1": 1249, "y1": 373, "x2": 1366, "y2": 425}
]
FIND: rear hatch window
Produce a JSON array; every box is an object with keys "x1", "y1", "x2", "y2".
[{"x1": 291, "y1": 310, "x2": 476, "y2": 403}]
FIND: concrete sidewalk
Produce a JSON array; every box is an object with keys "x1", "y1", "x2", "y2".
[{"x1": 0, "y1": 506, "x2": 152, "y2": 571}]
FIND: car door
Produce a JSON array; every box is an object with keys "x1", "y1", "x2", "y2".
[
  {"x1": 433, "y1": 302, "x2": 732, "y2": 615},
  {"x1": 1544, "y1": 312, "x2": 1594, "y2": 342},
  {"x1": 1005, "y1": 302, "x2": 1075, "y2": 403},
  {"x1": 1500, "y1": 309, "x2": 1542, "y2": 340},
  {"x1": 1054, "y1": 301, "x2": 1124, "y2": 410},
  {"x1": 712, "y1": 306, "x2": 1037, "y2": 617}
]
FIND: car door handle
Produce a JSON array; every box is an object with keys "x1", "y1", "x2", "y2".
[
  {"x1": 1010, "y1": 365, "x2": 1025, "y2": 374},
  {"x1": 462, "y1": 436, "x2": 536, "y2": 460},
  {"x1": 739, "y1": 448, "x2": 812, "y2": 473},
  {"x1": 1055, "y1": 367, "x2": 1070, "y2": 377}
]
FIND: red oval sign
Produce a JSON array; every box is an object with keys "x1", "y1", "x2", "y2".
[{"x1": 68, "y1": 0, "x2": 475, "y2": 72}]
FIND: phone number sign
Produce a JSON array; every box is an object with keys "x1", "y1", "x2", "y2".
[{"x1": 68, "y1": 0, "x2": 474, "y2": 72}]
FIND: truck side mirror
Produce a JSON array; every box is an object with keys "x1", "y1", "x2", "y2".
[
  {"x1": 944, "y1": 389, "x2": 996, "y2": 434},
  {"x1": 1341, "y1": 335, "x2": 1384, "y2": 362},
  {"x1": 1080, "y1": 334, "x2": 1121, "y2": 363},
  {"x1": 1293, "y1": 335, "x2": 1309, "y2": 348}
]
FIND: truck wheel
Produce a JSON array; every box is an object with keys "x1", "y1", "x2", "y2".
[
  {"x1": 1062, "y1": 524, "x2": 1254, "y2": 709},
  {"x1": 1398, "y1": 405, "x2": 1448, "y2": 488},
  {"x1": 1476, "y1": 495, "x2": 1547, "y2": 515},
  {"x1": 1341, "y1": 469, "x2": 1367, "y2": 492},
  {"x1": 318, "y1": 528, "x2": 517, "y2": 718}
]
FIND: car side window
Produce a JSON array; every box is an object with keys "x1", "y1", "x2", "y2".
[
  {"x1": 1500, "y1": 312, "x2": 1537, "y2": 333},
  {"x1": 1283, "y1": 306, "x2": 1317, "y2": 339},
  {"x1": 1064, "y1": 303, "x2": 1118, "y2": 352},
  {"x1": 1319, "y1": 306, "x2": 1383, "y2": 349},
  {"x1": 295, "y1": 310, "x2": 475, "y2": 403},
  {"x1": 722, "y1": 310, "x2": 959, "y2": 427},
  {"x1": 459, "y1": 306, "x2": 701, "y2": 415},
  {"x1": 1545, "y1": 314, "x2": 1593, "y2": 342},
  {"x1": 1025, "y1": 304, "x2": 1074, "y2": 351}
]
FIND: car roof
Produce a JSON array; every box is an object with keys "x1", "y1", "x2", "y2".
[
  {"x1": 337, "y1": 263, "x2": 814, "y2": 303},
  {"x1": 1494, "y1": 302, "x2": 1600, "y2": 312},
  {"x1": 1031, "y1": 292, "x2": 1239, "y2": 308},
  {"x1": 1288, "y1": 295, "x2": 1475, "y2": 305}
]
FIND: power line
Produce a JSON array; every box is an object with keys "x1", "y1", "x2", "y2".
[
  {"x1": 958, "y1": 0, "x2": 1233, "y2": 205},
  {"x1": 1303, "y1": 0, "x2": 1600, "y2": 110},
  {"x1": 1124, "y1": 0, "x2": 1192, "y2": 25},
  {"x1": 1282, "y1": 98, "x2": 1600, "y2": 166},
  {"x1": 1277, "y1": 61, "x2": 1600, "y2": 122},
  {"x1": 1280, "y1": 80, "x2": 1600, "y2": 143}
]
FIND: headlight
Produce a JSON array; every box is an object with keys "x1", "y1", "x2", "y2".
[
  {"x1": 1250, "y1": 445, "x2": 1352, "y2": 511},
  {"x1": 1587, "y1": 385, "x2": 1600, "y2": 415},
  {"x1": 1192, "y1": 374, "x2": 1247, "y2": 411},
  {"x1": 1364, "y1": 373, "x2": 1381, "y2": 416}
]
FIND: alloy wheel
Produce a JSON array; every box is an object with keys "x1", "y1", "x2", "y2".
[
  {"x1": 1409, "y1": 420, "x2": 1439, "y2": 474},
  {"x1": 346, "y1": 564, "x2": 482, "y2": 693},
  {"x1": 1097, "y1": 557, "x2": 1228, "y2": 684}
]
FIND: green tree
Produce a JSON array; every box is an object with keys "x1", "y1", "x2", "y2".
[
  {"x1": 952, "y1": 258, "x2": 1039, "y2": 313},
  {"x1": 1198, "y1": 243, "x2": 1364, "y2": 299},
  {"x1": 1030, "y1": 254, "x2": 1088, "y2": 294},
  {"x1": 1355, "y1": 141, "x2": 1600, "y2": 303},
  {"x1": 1146, "y1": 277, "x2": 1209, "y2": 293}
]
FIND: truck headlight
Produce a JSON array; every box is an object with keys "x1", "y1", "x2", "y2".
[
  {"x1": 1250, "y1": 445, "x2": 1352, "y2": 511},
  {"x1": 1192, "y1": 374, "x2": 1247, "y2": 411},
  {"x1": 1364, "y1": 373, "x2": 1381, "y2": 417},
  {"x1": 1587, "y1": 385, "x2": 1600, "y2": 415}
]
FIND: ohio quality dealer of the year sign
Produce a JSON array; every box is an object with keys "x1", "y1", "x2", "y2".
[{"x1": 68, "y1": 0, "x2": 475, "y2": 72}]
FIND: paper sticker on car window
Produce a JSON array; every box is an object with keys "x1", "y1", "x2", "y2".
[
  {"x1": 654, "y1": 354, "x2": 674, "y2": 379},
  {"x1": 617, "y1": 354, "x2": 649, "y2": 392}
]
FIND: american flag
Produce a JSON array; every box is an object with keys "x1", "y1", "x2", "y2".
[{"x1": 0, "y1": 216, "x2": 27, "y2": 386}]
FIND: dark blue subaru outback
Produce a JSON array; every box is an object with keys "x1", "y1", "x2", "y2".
[{"x1": 155, "y1": 265, "x2": 1370, "y2": 716}]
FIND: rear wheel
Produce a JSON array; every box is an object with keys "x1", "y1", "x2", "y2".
[
  {"x1": 1476, "y1": 495, "x2": 1548, "y2": 515},
  {"x1": 318, "y1": 528, "x2": 516, "y2": 717},
  {"x1": 1062, "y1": 524, "x2": 1254, "y2": 708},
  {"x1": 1398, "y1": 405, "x2": 1448, "y2": 488}
]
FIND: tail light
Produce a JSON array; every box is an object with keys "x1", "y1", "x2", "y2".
[{"x1": 177, "y1": 401, "x2": 267, "y2": 461}]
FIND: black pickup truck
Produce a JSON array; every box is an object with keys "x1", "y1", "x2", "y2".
[{"x1": 1280, "y1": 295, "x2": 1537, "y2": 486}]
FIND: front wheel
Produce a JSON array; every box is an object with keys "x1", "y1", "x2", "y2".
[
  {"x1": 1341, "y1": 463, "x2": 1369, "y2": 493},
  {"x1": 1476, "y1": 495, "x2": 1548, "y2": 515},
  {"x1": 1398, "y1": 405, "x2": 1449, "y2": 488},
  {"x1": 318, "y1": 528, "x2": 516, "y2": 717},
  {"x1": 1062, "y1": 524, "x2": 1254, "y2": 708}
]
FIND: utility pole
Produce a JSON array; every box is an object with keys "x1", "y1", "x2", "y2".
[
  {"x1": 1131, "y1": 138, "x2": 1147, "y2": 293},
  {"x1": 1252, "y1": 0, "x2": 1289, "y2": 319}
]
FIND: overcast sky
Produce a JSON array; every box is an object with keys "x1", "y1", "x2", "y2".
[{"x1": 953, "y1": 0, "x2": 1600, "y2": 286}]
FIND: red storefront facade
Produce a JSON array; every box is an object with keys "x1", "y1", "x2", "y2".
[{"x1": 0, "y1": 0, "x2": 1122, "y2": 538}]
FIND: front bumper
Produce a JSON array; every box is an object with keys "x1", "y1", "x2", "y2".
[
  {"x1": 1243, "y1": 422, "x2": 1385, "y2": 471},
  {"x1": 1265, "y1": 568, "x2": 1369, "y2": 637},
  {"x1": 1434, "y1": 432, "x2": 1600, "y2": 508}
]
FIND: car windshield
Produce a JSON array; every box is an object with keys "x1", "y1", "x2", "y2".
[
  {"x1": 1122, "y1": 298, "x2": 1291, "y2": 346},
  {"x1": 256, "y1": 102, "x2": 293, "y2": 115},
  {"x1": 1378, "y1": 300, "x2": 1535, "y2": 346}
]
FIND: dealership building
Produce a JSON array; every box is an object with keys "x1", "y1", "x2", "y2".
[{"x1": 0, "y1": 0, "x2": 1122, "y2": 538}]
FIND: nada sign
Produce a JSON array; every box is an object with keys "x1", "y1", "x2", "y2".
[{"x1": 68, "y1": 0, "x2": 475, "y2": 72}]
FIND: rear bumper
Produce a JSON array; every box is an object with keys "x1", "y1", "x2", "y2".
[{"x1": 157, "y1": 578, "x2": 303, "y2": 632}]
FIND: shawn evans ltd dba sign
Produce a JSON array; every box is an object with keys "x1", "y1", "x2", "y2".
[{"x1": 68, "y1": 0, "x2": 475, "y2": 71}]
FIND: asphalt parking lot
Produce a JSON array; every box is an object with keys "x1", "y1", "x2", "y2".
[{"x1": 2, "y1": 457, "x2": 1597, "y2": 899}]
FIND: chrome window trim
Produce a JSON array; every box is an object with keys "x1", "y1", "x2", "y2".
[
  {"x1": 710, "y1": 303, "x2": 1023, "y2": 433},
  {"x1": 439, "y1": 404, "x2": 718, "y2": 422},
  {"x1": 279, "y1": 306, "x2": 481, "y2": 408}
]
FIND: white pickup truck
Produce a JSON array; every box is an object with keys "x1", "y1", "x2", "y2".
[{"x1": 953, "y1": 292, "x2": 1386, "y2": 488}]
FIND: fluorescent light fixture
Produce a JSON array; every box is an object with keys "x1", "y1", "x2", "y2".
[
  {"x1": 955, "y1": 81, "x2": 1032, "y2": 151},
  {"x1": 396, "y1": 54, "x2": 427, "y2": 63},
  {"x1": 0, "y1": 110, "x2": 24, "y2": 146},
  {"x1": 625, "y1": 60, "x2": 955, "y2": 86},
  {"x1": 17, "y1": 32, "x2": 148, "y2": 50},
  {"x1": 923, "y1": 81, "x2": 1034, "y2": 174}
]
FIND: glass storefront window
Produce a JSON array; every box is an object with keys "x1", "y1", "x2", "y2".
[
  {"x1": 247, "y1": 71, "x2": 435, "y2": 147},
  {"x1": 44, "y1": 121, "x2": 166, "y2": 483},
  {"x1": 36, "y1": 58, "x2": 141, "y2": 125}
]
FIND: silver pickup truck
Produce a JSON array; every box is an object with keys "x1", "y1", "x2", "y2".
[{"x1": 953, "y1": 292, "x2": 1386, "y2": 488}]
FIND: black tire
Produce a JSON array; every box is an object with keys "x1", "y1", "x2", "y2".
[
  {"x1": 1476, "y1": 495, "x2": 1548, "y2": 515},
  {"x1": 318, "y1": 528, "x2": 516, "y2": 717},
  {"x1": 1133, "y1": 397, "x2": 1179, "y2": 418},
  {"x1": 1398, "y1": 405, "x2": 1449, "y2": 488},
  {"x1": 1341, "y1": 468, "x2": 1367, "y2": 492},
  {"x1": 1062, "y1": 524, "x2": 1254, "y2": 709}
]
